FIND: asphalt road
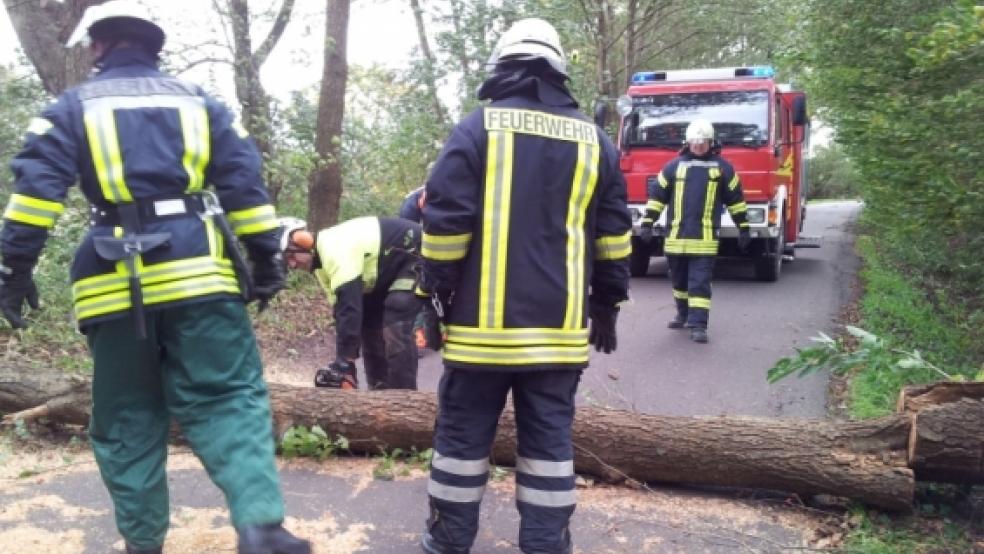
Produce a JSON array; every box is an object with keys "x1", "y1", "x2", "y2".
[{"x1": 417, "y1": 200, "x2": 862, "y2": 418}]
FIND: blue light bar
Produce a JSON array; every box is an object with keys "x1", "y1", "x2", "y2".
[
  {"x1": 631, "y1": 71, "x2": 665, "y2": 83},
  {"x1": 628, "y1": 66, "x2": 776, "y2": 85},
  {"x1": 735, "y1": 65, "x2": 775, "y2": 78}
]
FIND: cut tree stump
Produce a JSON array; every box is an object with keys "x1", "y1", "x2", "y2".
[
  {"x1": 899, "y1": 382, "x2": 984, "y2": 484},
  {"x1": 1, "y1": 366, "x2": 918, "y2": 511}
]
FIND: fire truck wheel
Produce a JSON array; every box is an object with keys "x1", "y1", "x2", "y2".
[{"x1": 754, "y1": 209, "x2": 785, "y2": 282}]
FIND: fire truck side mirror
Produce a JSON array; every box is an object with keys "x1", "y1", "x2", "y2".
[
  {"x1": 593, "y1": 98, "x2": 610, "y2": 128},
  {"x1": 792, "y1": 96, "x2": 808, "y2": 126},
  {"x1": 620, "y1": 113, "x2": 638, "y2": 152}
]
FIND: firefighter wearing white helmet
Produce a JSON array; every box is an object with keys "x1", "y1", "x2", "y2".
[
  {"x1": 418, "y1": 16, "x2": 631, "y2": 554},
  {"x1": 685, "y1": 118, "x2": 716, "y2": 144},
  {"x1": 640, "y1": 117, "x2": 751, "y2": 343},
  {"x1": 278, "y1": 216, "x2": 424, "y2": 392},
  {"x1": 487, "y1": 17, "x2": 567, "y2": 76},
  {"x1": 0, "y1": 3, "x2": 311, "y2": 553},
  {"x1": 65, "y1": 0, "x2": 166, "y2": 60}
]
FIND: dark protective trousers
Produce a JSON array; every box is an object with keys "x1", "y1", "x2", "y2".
[
  {"x1": 361, "y1": 289, "x2": 419, "y2": 389},
  {"x1": 667, "y1": 255, "x2": 716, "y2": 329},
  {"x1": 427, "y1": 368, "x2": 581, "y2": 553},
  {"x1": 87, "y1": 300, "x2": 285, "y2": 549}
]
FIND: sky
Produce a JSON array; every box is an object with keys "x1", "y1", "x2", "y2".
[{"x1": 0, "y1": 0, "x2": 421, "y2": 103}]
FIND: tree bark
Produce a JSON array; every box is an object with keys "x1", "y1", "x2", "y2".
[
  {"x1": 1, "y1": 367, "x2": 924, "y2": 512},
  {"x1": 409, "y1": 0, "x2": 450, "y2": 129},
  {"x1": 2, "y1": 0, "x2": 103, "y2": 95},
  {"x1": 899, "y1": 383, "x2": 984, "y2": 484},
  {"x1": 908, "y1": 399, "x2": 984, "y2": 484},
  {"x1": 224, "y1": 0, "x2": 296, "y2": 203},
  {"x1": 307, "y1": 0, "x2": 350, "y2": 230},
  {"x1": 897, "y1": 381, "x2": 984, "y2": 413}
]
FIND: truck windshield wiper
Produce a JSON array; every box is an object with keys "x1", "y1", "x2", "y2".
[{"x1": 722, "y1": 141, "x2": 764, "y2": 149}]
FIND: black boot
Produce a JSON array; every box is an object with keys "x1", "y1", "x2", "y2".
[
  {"x1": 690, "y1": 327, "x2": 708, "y2": 343},
  {"x1": 667, "y1": 315, "x2": 686, "y2": 329},
  {"x1": 237, "y1": 524, "x2": 311, "y2": 554},
  {"x1": 521, "y1": 528, "x2": 574, "y2": 554},
  {"x1": 125, "y1": 546, "x2": 162, "y2": 554},
  {"x1": 421, "y1": 531, "x2": 470, "y2": 554}
]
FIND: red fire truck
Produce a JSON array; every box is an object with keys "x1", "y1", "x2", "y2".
[{"x1": 602, "y1": 65, "x2": 816, "y2": 281}]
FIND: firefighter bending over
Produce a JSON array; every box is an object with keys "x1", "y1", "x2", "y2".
[
  {"x1": 416, "y1": 18, "x2": 632, "y2": 554},
  {"x1": 279, "y1": 216, "x2": 423, "y2": 390},
  {"x1": 0, "y1": 3, "x2": 309, "y2": 552},
  {"x1": 640, "y1": 118, "x2": 751, "y2": 343}
]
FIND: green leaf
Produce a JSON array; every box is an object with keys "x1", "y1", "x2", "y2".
[{"x1": 846, "y1": 325, "x2": 880, "y2": 346}]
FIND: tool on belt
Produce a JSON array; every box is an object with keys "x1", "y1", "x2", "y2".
[
  {"x1": 199, "y1": 191, "x2": 255, "y2": 306},
  {"x1": 91, "y1": 201, "x2": 171, "y2": 339}
]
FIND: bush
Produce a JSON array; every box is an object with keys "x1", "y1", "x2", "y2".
[{"x1": 808, "y1": 143, "x2": 862, "y2": 199}]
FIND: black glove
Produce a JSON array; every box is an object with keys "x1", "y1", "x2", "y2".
[
  {"x1": 252, "y1": 252, "x2": 286, "y2": 311},
  {"x1": 639, "y1": 218, "x2": 654, "y2": 243},
  {"x1": 314, "y1": 360, "x2": 358, "y2": 389},
  {"x1": 737, "y1": 228, "x2": 751, "y2": 252},
  {"x1": 0, "y1": 268, "x2": 40, "y2": 329},
  {"x1": 588, "y1": 301, "x2": 619, "y2": 354}
]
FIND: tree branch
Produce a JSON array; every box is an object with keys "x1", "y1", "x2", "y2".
[
  {"x1": 171, "y1": 57, "x2": 234, "y2": 76},
  {"x1": 254, "y1": 0, "x2": 296, "y2": 66}
]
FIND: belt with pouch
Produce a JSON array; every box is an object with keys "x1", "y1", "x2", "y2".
[{"x1": 89, "y1": 195, "x2": 206, "y2": 227}]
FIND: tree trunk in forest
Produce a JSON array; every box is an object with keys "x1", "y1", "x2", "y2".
[
  {"x1": 2, "y1": 0, "x2": 103, "y2": 95},
  {"x1": 0, "y1": 366, "x2": 932, "y2": 512},
  {"x1": 409, "y1": 0, "x2": 450, "y2": 129},
  {"x1": 225, "y1": 0, "x2": 295, "y2": 203},
  {"x1": 308, "y1": 0, "x2": 350, "y2": 231}
]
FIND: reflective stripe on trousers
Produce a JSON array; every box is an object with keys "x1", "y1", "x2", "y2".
[{"x1": 426, "y1": 368, "x2": 581, "y2": 553}]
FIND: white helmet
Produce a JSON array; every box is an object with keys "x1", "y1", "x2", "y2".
[
  {"x1": 278, "y1": 217, "x2": 309, "y2": 252},
  {"x1": 66, "y1": 0, "x2": 165, "y2": 54},
  {"x1": 685, "y1": 119, "x2": 715, "y2": 143},
  {"x1": 487, "y1": 18, "x2": 566, "y2": 76}
]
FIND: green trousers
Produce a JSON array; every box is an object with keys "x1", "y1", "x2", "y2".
[{"x1": 87, "y1": 300, "x2": 284, "y2": 549}]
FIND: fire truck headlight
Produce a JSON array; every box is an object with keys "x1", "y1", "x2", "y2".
[
  {"x1": 616, "y1": 95, "x2": 633, "y2": 117},
  {"x1": 746, "y1": 208, "x2": 766, "y2": 224}
]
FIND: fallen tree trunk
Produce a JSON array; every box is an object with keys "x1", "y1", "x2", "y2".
[
  {"x1": 2, "y1": 367, "x2": 915, "y2": 511},
  {"x1": 899, "y1": 382, "x2": 984, "y2": 484},
  {"x1": 898, "y1": 381, "x2": 984, "y2": 413}
]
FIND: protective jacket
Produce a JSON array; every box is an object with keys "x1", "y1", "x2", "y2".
[
  {"x1": 311, "y1": 216, "x2": 421, "y2": 359},
  {"x1": 1, "y1": 48, "x2": 279, "y2": 327},
  {"x1": 420, "y1": 69, "x2": 632, "y2": 371},
  {"x1": 644, "y1": 146, "x2": 749, "y2": 256}
]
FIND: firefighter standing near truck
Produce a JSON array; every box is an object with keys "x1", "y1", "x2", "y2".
[
  {"x1": 0, "y1": 3, "x2": 309, "y2": 553},
  {"x1": 640, "y1": 118, "x2": 751, "y2": 343},
  {"x1": 416, "y1": 18, "x2": 631, "y2": 554},
  {"x1": 280, "y1": 216, "x2": 422, "y2": 390}
]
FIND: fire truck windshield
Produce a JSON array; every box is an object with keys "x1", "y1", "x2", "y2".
[{"x1": 622, "y1": 90, "x2": 769, "y2": 148}]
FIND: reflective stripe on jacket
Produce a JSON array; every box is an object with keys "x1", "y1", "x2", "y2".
[
  {"x1": 312, "y1": 216, "x2": 421, "y2": 358},
  {"x1": 1, "y1": 48, "x2": 279, "y2": 326},
  {"x1": 422, "y1": 98, "x2": 632, "y2": 371},
  {"x1": 646, "y1": 152, "x2": 748, "y2": 256}
]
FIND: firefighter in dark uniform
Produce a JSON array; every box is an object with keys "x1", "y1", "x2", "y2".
[
  {"x1": 280, "y1": 216, "x2": 422, "y2": 390},
  {"x1": 640, "y1": 118, "x2": 751, "y2": 343},
  {"x1": 0, "y1": 3, "x2": 310, "y2": 553},
  {"x1": 416, "y1": 18, "x2": 631, "y2": 554}
]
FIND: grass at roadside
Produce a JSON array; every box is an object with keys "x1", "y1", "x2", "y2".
[
  {"x1": 769, "y1": 226, "x2": 983, "y2": 552},
  {"x1": 850, "y1": 235, "x2": 980, "y2": 418}
]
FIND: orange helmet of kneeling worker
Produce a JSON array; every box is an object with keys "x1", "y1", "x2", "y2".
[{"x1": 278, "y1": 217, "x2": 314, "y2": 252}]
